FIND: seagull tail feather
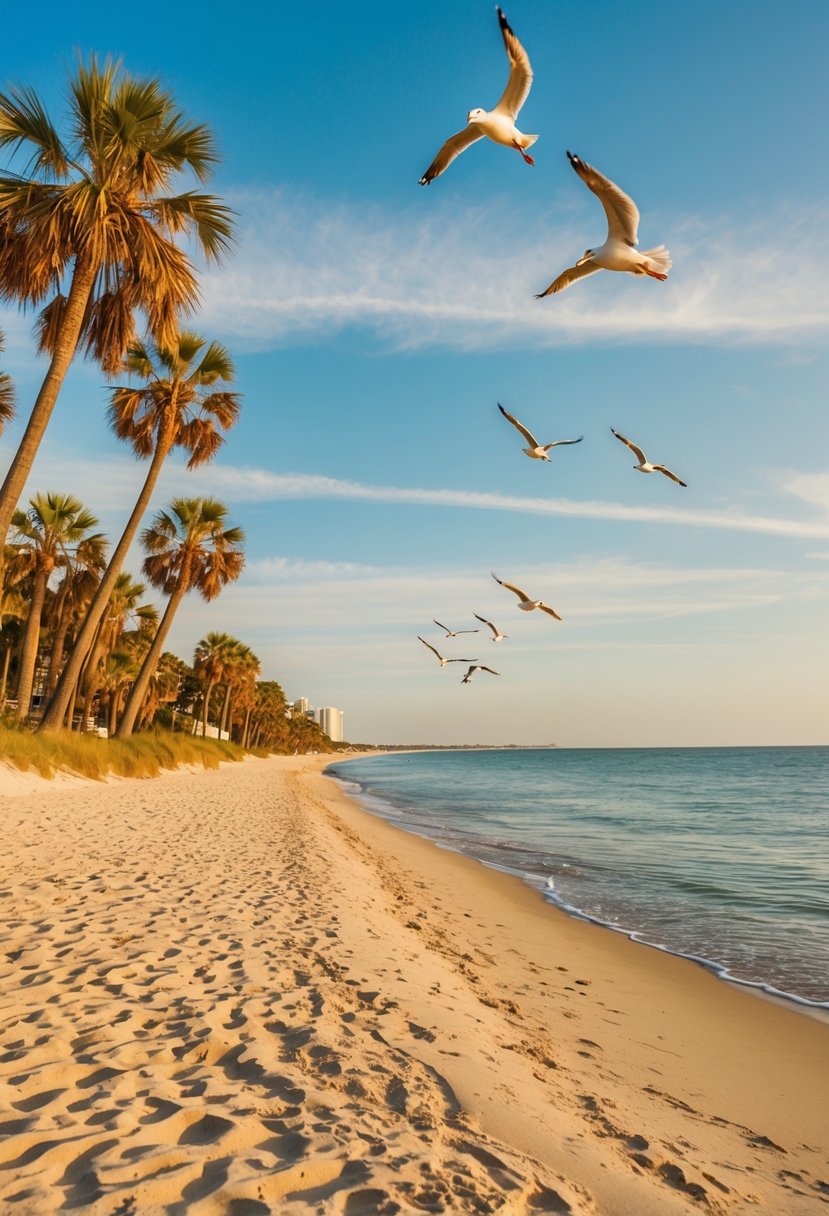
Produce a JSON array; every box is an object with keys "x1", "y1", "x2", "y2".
[
  {"x1": 640, "y1": 245, "x2": 672, "y2": 273},
  {"x1": 520, "y1": 133, "x2": 539, "y2": 150}
]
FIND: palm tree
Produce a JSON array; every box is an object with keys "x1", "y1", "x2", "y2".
[
  {"x1": 0, "y1": 330, "x2": 14, "y2": 433},
  {"x1": 99, "y1": 649, "x2": 140, "y2": 736},
  {"x1": 0, "y1": 56, "x2": 234, "y2": 579},
  {"x1": 44, "y1": 532, "x2": 107, "y2": 696},
  {"x1": 40, "y1": 330, "x2": 240, "y2": 732},
  {"x1": 78, "y1": 573, "x2": 157, "y2": 731},
  {"x1": 8, "y1": 493, "x2": 101, "y2": 720},
  {"x1": 0, "y1": 584, "x2": 25, "y2": 703},
  {"x1": 115, "y1": 498, "x2": 244, "y2": 739},
  {"x1": 193, "y1": 630, "x2": 237, "y2": 738},
  {"x1": 221, "y1": 643, "x2": 260, "y2": 738}
]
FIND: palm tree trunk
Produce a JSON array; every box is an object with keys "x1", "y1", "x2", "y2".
[
  {"x1": 78, "y1": 622, "x2": 108, "y2": 731},
  {"x1": 201, "y1": 677, "x2": 217, "y2": 738},
  {"x1": 39, "y1": 421, "x2": 176, "y2": 733},
  {"x1": 0, "y1": 644, "x2": 11, "y2": 703},
  {"x1": 65, "y1": 680, "x2": 78, "y2": 730},
  {"x1": 242, "y1": 705, "x2": 253, "y2": 748},
  {"x1": 46, "y1": 611, "x2": 72, "y2": 694},
  {"x1": 15, "y1": 570, "x2": 47, "y2": 720},
  {"x1": 219, "y1": 685, "x2": 233, "y2": 735},
  {"x1": 0, "y1": 257, "x2": 97, "y2": 582},
  {"x1": 115, "y1": 581, "x2": 187, "y2": 739}
]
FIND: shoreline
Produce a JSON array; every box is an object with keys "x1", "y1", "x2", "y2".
[
  {"x1": 2, "y1": 753, "x2": 827, "y2": 1214},
  {"x1": 326, "y1": 750, "x2": 829, "y2": 1020}
]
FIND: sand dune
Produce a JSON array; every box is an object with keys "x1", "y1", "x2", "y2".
[{"x1": 1, "y1": 754, "x2": 826, "y2": 1214}]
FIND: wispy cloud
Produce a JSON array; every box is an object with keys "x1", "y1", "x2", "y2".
[
  {"x1": 199, "y1": 464, "x2": 829, "y2": 541},
  {"x1": 195, "y1": 188, "x2": 829, "y2": 351},
  {"x1": 8, "y1": 445, "x2": 829, "y2": 542}
]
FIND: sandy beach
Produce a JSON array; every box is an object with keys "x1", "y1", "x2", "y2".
[{"x1": 1, "y1": 754, "x2": 827, "y2": 1215}]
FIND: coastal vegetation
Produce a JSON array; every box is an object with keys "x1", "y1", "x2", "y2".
[{"x1": 0, "y1": 60, "x2": 336, "y2": 770}]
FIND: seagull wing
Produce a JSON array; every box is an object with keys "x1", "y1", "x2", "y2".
[
  {"x1": 453, "y1": 628, "x2": 481, "y2": 634},
  {"x1": 653, "y1": 465, "x2": 687, "y2": 487},
  {"x1": 418, "y1": 636, "x2": 443, "y2": 661},
  {"x1": 498, "y1": 403, "x2": 539, "y2": 448},
  {"x1": 432, "y1": 619, "x2": 451, "y2": 634},
  {"x1": 541, "y1": 436, "x2": 584, "y2": 451},
  {"x1": 473, "y1": 613, "x2": 498, "y2": 637},
  {"x1": 611, "y1": 428, "x2": 648, "y2": 464},
  {"x1": 536, "y1": 261, "x2": 602, "y2": 298},
  {"x1": 492, "y1": 571, "x2": 530, "y2": 603},
  {"x1": 567, "y1": 152, "x2": 640, "y2": 246},
  {"x1": 446, "y1": 657, "x2": 477, "y2": 663},
  {"x1": 480, "y1": 666, "x2": 501, "y2": 675},
  {"x1": 420, "y1": 125, "x2": 485, "y2": 185},
  {"x1": 493, "y1": 7, "x2": 533, "y2": 120},
  {"x1": 539, "y1": 603, "x2": 562, "y2": 621}
]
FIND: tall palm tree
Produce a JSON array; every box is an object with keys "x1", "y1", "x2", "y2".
[
  {"x1": 115, "y1": 498, "x2": 244, "y2": 739},
  {"x1": 0, "y1": 56, "x2": 234, "y2": 578},
  {"x1": 193, "y1": 630, "x2": 237, "y2": 738},
  {"x1": 78, "y1": 572, "x2": 157, "y2": 731},
  {"x1": 40, "y1": 330, "x2": 240, "y2": 732},
  {"x1": 0, "y1": 330, "x2": 14, "y2": 434},
  {"x1": 44, "y1": 532, "x2": 107, "y2": 695},
  {"x1": 221, "y1": 643, "x2": 260, "y2": 737},
  {"x1": 9, "y1": 492, "x2": 101, "y2": 720}
]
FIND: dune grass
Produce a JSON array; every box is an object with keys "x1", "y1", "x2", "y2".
[{"x1": 0, "y1": 725, "x2": 246, "y2": 781}]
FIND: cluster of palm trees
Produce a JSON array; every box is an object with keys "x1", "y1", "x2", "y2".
[{"x1": 0, "y1": 58, "x2": 326, "y2": 747}]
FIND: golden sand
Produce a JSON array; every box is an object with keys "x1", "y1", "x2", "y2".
[{"x1": 1, "y1": 754, "x2": 826, "y2": 1214}]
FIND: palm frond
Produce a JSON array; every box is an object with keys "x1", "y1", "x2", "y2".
[
  {"x1": 0, "y1": 85, "x2": 69, "y2": 176},
  {"x1": 147, "y1": 193, "x2": 235, "y2": 261}
]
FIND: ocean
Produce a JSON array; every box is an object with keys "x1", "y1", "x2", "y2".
[{"x1": 325, "y1": 747, "x2": 829, "y2": 1009}]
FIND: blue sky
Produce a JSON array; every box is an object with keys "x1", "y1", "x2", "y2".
[{"x1": 3, "y1": 0, "x2": 829, "y2": 745}]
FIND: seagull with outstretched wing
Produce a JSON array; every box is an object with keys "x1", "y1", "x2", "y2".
[
  {"x1": 433, "y1": 619, "x2": 480, "y2": 638},
  {"x1": 461, "y1": 664, "x2": 501, "y2": 684},
  {"x1": 610, "y1": 428, "x2": 686, "y2": 486},
  {"x1": 420, "y1": 8, "x2": 537, "y2": 185},
  {"x1": 498, "y1": 404, "x2": 583, "y2": 461},
  {"x1": 418, "y1": 637, "x2": 477, "y2": 668},
  {"x1": 492, "y1": 572, "x2": 562, "y2": 620},
  {"x1": 473, "y1": 613, "x2": 509, "y2": 642},
  {"x1": 537, "y1": 152, "x2": 671, "y2": 297}
]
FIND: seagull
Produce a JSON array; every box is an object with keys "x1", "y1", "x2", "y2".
[
  {"x1": 491, "y1": 572, "x2": 562, "y2": 619},
  {"x1": 433, "y1": 619, "x2": 481, "y2": 638},
  {"x1": 461, "y1": 664, "x2": 501, "y2": 684},
  {"x1": 498, "y1": 403, "x2": 583, "y2": 461},
  {"x1": 536, "y1": 152, "x2": 671, "y2": 297},
  {"x1": 418, "y1": 637, "x2": 477, "y2": 667},
  {"x1": 473, "y1": 612, "x2": 509, "y2": 641},
  {"x1": 419, "y1": 7, "x2": 537, "y2": 186},
  {"x1": 610, "y1": 429, "x2": 687, "y2": 486}
]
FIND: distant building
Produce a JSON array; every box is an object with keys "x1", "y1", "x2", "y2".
[
  {"x1": 292, "y1": 697, "x2": 310, "y2": 716},
  {"x1": 317, "y1": 707, "x2": 345, "y2": 743}
]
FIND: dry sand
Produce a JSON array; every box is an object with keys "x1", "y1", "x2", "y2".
[{"x1": 1, "y1": 753, "x2": 827, "y2": 1215}]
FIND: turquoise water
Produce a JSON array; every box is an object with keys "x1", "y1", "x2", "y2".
[{"x1": 325, "y1": 747, "x2": 829, "y2": 1007}]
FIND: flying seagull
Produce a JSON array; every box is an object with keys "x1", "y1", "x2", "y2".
[
  {"x1": 473, "y1": 612, "x2": 509, "y2": 641},
  {"x1": 498, "y1": 403, "x2": 583, "y2": 461},
  {"x1": 433, "y1": 619, "x2": 481, "y2": 638},
  {"x1": 537, "y1": 152, "x2": 671, "y2": 297},
  {"x1": 418, "y1": 637, "x2": 477, "y2": 667},
  {"x1": 491, "y1": 572, "x2": 562, "y2": 619},
  {"x1": 610, "y1": 428, "x2": 687, "y2": 486},
  {"x1": 461, "y1": 664, "x2": 501, "y2": 684},
  {"x1": 419, "y1": 8, "x2": 537, "y2": 185}
]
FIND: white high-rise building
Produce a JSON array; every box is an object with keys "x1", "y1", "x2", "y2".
[
  {"x1": 292, "y1": 697, "x2": 310, "y2": 716},
  {"x1": 318, "y1": 707, "x2": 345, "y2": 743}
]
